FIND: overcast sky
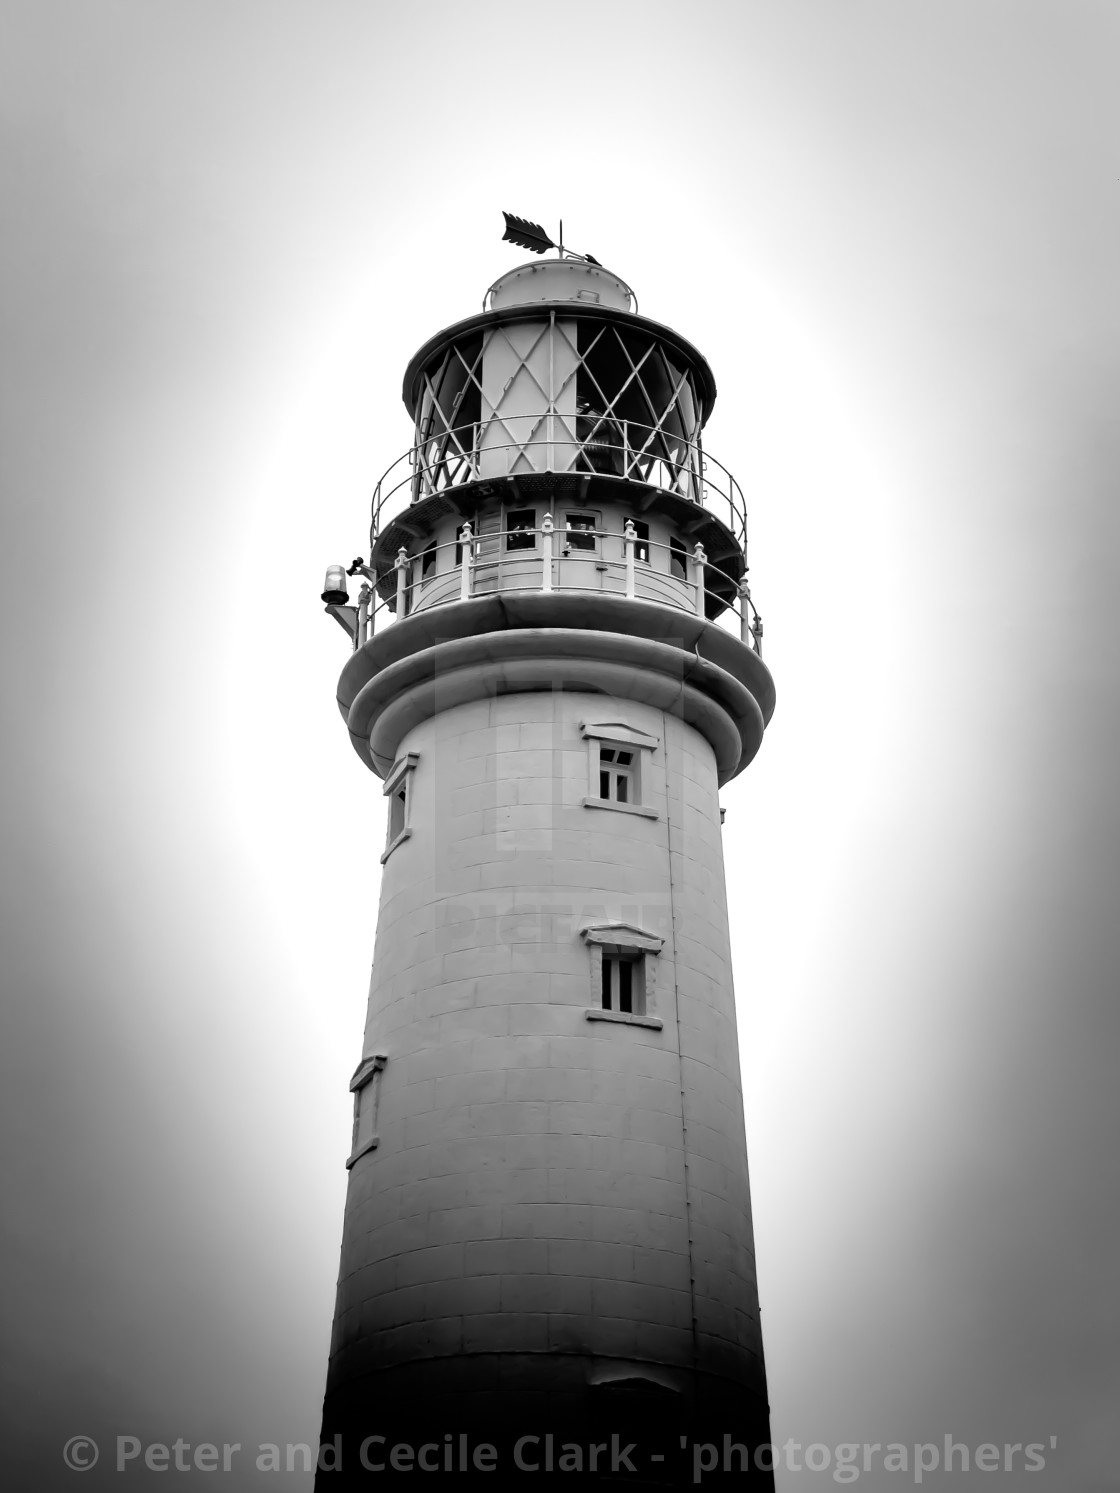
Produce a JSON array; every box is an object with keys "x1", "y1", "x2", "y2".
[{"x1": 2, "y1": 2, "x2": 1118, "y2": 1489}]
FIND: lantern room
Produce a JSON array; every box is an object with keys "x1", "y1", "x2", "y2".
[
  {"x1": 343, "y1": 255, "x2": 759, "y2": 646},
  {"x1": 409, "y1": 258, "x2": 705, "y2": 501}
]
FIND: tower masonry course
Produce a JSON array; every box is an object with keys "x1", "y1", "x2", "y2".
[{"x1": 316, "y1": 252, "x2": 776, "y2": 1487}]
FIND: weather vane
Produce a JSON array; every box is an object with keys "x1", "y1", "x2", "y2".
[{"x1": 501, "y1": 211, "x2": 601, "y2": 266}]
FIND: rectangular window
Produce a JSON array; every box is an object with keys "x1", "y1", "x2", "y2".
[
  {"x1": 599, "y1": 746, "x2": 635, "y2": 803},
  {"x1": 602, "y1": 954, "x2": 641, "y2": 1015},
  {"x1": 347, "y1": 1054, "x2": 387, "y2": 1169},
  {"x1": 628, "y1": 519, "x2": 650, "y2": 563},
  {"x1": 564, "y1": 511, "x2": 598, "y2": 552},
  {"x1": 505, "y1": 508, "x2": 537, "y2": 551},
  {"x1": 669, "y1": 535, "x2": 688, "y2": 580},
  {"x1": 618, "y1": 958, "x2": 633, "y2": 1013},
  {"x1": 389, "y1": 783, "x2": 407, "y2": 841},
  {"x1": 353, "y1": 1073, "x2": 379, "y2": 1152},
  {"x1": 581, "y1": 721, "x2": 659, "y2": 820},
  {"x1": 382, "y1": 752, "x2": 419, "y2": 863},
  {"x1": 421, "y1": 544, "x2": 437, "y2": 577},
  {"x1": 582, "y1": 922, "x2": 664, "y2": 1030}
]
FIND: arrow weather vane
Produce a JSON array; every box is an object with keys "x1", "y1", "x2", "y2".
[{"x1": 501, "y1": 212, "x2": 601, "y2": 266}]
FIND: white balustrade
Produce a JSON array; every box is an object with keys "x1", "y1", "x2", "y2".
[{"x1": 346, "y1": 525, "x2": 761, "y2": 656}]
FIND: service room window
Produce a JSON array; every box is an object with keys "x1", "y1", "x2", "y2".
[
  {"x1": 581, "y1": 721, "x2": 659, "y2": 819},
  {"x1": 669, "y1": 535, "x2": 688, "y2": 579},
  {"x1": 346, "y1": 1054, "x2": 387, "y2": 1168},
  {"x1": 581, "y1": 923, "x2": 665, "y2": 1030},
  {"x1": 563, "y1": 511, "x2": 599, "y2": 552},
  {"x1": 381, "y1": 752, "x2": 419, "y2": 863},
  {"x1": 505, "y1": 508, "x2": 537, "y2": 551},
  {"x1": 420, "y1": 544, "x2": 437, "y2": 577},
  {"x1": 628, "y1": 518, "x2": 650, "y2": 563}
]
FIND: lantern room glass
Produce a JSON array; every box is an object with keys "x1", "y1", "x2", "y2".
[{"x1": 408, "y1": 319, "x2": 704, "y2": 504}]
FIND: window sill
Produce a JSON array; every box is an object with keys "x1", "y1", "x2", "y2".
[
  {"x1": 581, "y1": 797, "x2": 658, "y2": 820},
  {"x1": 345, "y1": 1136, "x2": 380, "y2": 1169},
  {"x1": 380, "y1": 827, "x2": 412, "y2": 864},
  {"x1": 585, "y1": 1009, "x2": 663, "y2": 1031}
]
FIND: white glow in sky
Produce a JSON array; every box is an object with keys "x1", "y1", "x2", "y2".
[{"x1": 2, "y1": 3, "x2": 1118, "y2": 1489}]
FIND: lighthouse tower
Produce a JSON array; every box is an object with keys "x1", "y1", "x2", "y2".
[{"x1": 317, "y1": 242, "x2": 776, "y2": 1485}]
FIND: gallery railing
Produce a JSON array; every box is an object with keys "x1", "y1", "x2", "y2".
[
  {"x1": 327, "y1": 522, "x2": 763, "y2": 657},
  {"x1": 367, "y1": 417, "x2": 749, "y2": 556}
]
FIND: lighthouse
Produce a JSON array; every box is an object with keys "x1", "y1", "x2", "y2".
[{"x1": 316, "y1": 230, "x2": 776, "y2": 1485}]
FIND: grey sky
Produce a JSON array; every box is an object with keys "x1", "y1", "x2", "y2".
[{"x1": 2, "y1": 2, "x2": 1118, "y2": 1488}]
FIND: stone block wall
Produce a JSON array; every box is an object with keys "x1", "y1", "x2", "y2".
[{"x1": 324, "y1": 688, "x2": 764, "y2": 1405}]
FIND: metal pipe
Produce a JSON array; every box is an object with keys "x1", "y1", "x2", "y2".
[
  {"x1": 739, "y1": 582, "x2": 752, "y2": 646},
  {"x1": 691, "y1": 542, "x2": 707, "y2": 618},
  {"x1": 459, "y1": 523, "x2": 473, "y2": 601},
  {"x1": 358, "y1": 584, "x2": 371, "y2": 647},
  {"x1": 541, "y1": 513, "x2": 554, "y2": 593}
]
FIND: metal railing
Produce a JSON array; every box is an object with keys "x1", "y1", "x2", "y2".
[
  {"x1": 367, "y1": 416, "x2": 749, "y2": 557},
  {"x1": 328, "y1": 519, "x2": 763, "y2": 657}
]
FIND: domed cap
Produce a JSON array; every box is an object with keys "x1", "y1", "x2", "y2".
[{"x1": 485, "y1": 257, "x2": 634, "y2": 312}]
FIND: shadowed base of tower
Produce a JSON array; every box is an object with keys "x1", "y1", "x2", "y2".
[{"x1": 315, "y1": 1357, "x2": 774, "y2": 1488}]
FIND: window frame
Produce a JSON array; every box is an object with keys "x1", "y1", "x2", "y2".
[
  {"x1": 581, "y1": 922, "x2": 664, "y2": 1030},
  {"x1": 601, "y1": 950, "x2": 642, "y2": 1014},
  {"x1": 627, "y1": 518, "x2": 651, "y2": 564},
  {"x1": 381, "y1": 752, "x2": 419, "y2": 863},
  {"x1": 504, "y1": 506, "x2": 538, "y2": 552},
  {"x1": 598, "y1": 744, "x2": 637, "y2": 805},
  {"x1": 562, "y1": 509, "x2": 601, "y2": 555},
  {"x1": 346, "y1": 1053, "x2": 387, "y2": 1169},
  {"x1": 580, "y1": 721, "x2": 659, "y2": 819}
]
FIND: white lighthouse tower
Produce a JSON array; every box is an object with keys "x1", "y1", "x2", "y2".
[{"x1": 317, "y1": 232, "x2": 775, "y2": 1486}]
